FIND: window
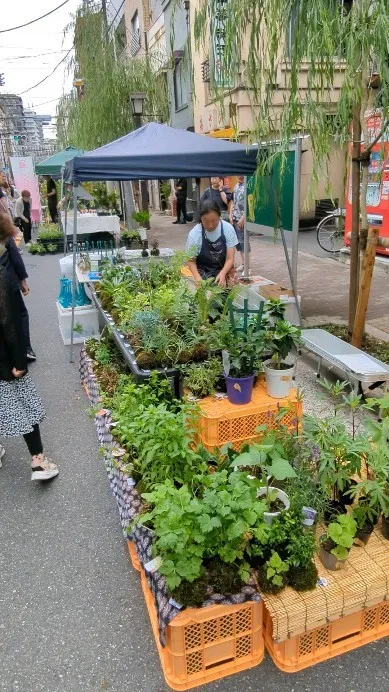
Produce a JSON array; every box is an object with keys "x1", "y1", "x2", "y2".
[
  {"x1": 131, "y1": 11, "x2": 140, "y2": 56},
  {"x1": 173, "y1": 60, "x2": 187, "y2": 111}
]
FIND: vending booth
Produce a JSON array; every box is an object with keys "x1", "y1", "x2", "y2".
[{"x1": 345, "y1": 109, "x2": 389, "y2": 256}]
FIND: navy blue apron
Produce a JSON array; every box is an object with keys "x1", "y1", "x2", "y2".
[{"x1": 196, "y1": 222, "x2": 227, "y2": 279}]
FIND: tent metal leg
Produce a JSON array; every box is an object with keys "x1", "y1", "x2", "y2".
[
  {"x1": 69, "y1": 186, "x2": 78, "y2": 363},
  {"x1": 279, "y1": 226, "x2": 303, "y2": 326},
  {"x1": 242, "y1": 176, "x2": 249, "y2": 281}
]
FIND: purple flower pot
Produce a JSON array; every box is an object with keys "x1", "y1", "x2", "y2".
[{"x1": 225, "y1": 375, "x2": 255, "y2": 405}]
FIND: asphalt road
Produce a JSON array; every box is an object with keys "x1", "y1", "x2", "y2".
[{"x1": 0, "y1": 251, "x2": 388, "y2": 691}]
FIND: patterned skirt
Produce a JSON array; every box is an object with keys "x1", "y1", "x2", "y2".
[{"x1": 0, "y1": 373, "x2": 45, "y2": 437}]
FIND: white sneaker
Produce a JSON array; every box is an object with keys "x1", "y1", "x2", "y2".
[
  {"x1": 0, "y1": 444, "x2": 4, "y2": 468},
  {"x1": 31, "y1": 455, "x2": 59, "y2": 481}
]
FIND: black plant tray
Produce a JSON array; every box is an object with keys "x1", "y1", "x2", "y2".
[{"x1": 90, "y1": 289, "x2": 183, "y2": 398}]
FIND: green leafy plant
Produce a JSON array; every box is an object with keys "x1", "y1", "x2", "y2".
[
  {"x1": 139, "y1": 471, "x2": 266, "y2": 590},
  {"x1": 321, "y1": 514, "x2": 357, "y2": 561},
  {"x1": 183, "y1": 359, "x2": 221, "y2": 398},
  {"x1": 28, "y1": 242, "x2": 40, "y2": 255},
  {"x1": 73, "y1": 322, "x2": 83, "y2": 334},
  {"x1": 37, "y1": 244, "x2": 46, "y2": 255},
  {"x1": 223, "y1": 323, "x2": 266, "y2": 378},
  {"x1": 266, "y1": 318, "x2": 301, "y2": 370},
  {"x1": 47, "y1": 243, "x2": 58, "y2": 253},
  {"x1": 37, "y1": 227, "x2": 63, "y2": 241},
  {"x1": 258, "y1": 551, "x2": 289, "y2": 594},
  {"x1": 132, "y1": 210, "x2": 150, "y2": 227}
]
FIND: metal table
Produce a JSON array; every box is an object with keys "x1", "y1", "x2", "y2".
[{"x1": 301, "y1": 328, "x2": 389, "y2": 393}]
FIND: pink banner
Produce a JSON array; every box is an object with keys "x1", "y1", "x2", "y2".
[{"x1": 10, "y1": 156, "x2": 41, "y2": 222}]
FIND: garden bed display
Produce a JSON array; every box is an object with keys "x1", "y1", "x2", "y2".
[{"x1": 79, "y1": 262, "x2": 389, "y2": 684}]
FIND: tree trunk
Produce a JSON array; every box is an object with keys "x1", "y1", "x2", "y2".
[
  {"x1": 349, "y1": 105, "x2": 362, "y2": 336},
  {"x1": 351, "y1": 226, "x2": 379, "y2": 348}
]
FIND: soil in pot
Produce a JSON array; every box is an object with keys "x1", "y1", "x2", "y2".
[
  {"x1": 354, "y1": 522, "x2": 374, "y2": 547},
  {"x1": 323, "y1": 500, "x2": 347, "y2": 526},
  {"x1": 171, "y1": 572, "x2": 209, "y2": 608},
  {"x1": 382, "y1": 515, "x2": 389, "y2": 540},
  {"x1": 287, "y1": 561, "x2": 318, "y2": 592},
  {"x1": 338, "y1": 479, "x2": 357, "y2": 506},
  {"x1": 267, "y1": 497, "x2": 286, "y2": 513}
]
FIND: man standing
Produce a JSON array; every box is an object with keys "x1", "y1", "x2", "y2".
[
  {"x1": 200, "y1": 176, "x2": 232, "y2": 220},
  {"x1": 173, "y1": 178, "x2": 188, "y2": 224},
  {"x1": 45, "y1": 176, "x2": 58, "y2": 223},
  {"x1": 230, "y1": 175, "x2": 250, "y2": 272}
]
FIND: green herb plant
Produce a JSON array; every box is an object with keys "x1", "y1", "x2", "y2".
[{"x1": 322, "y1": 514, "x2": 357, "y2": 561}]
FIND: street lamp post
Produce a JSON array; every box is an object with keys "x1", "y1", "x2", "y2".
[{"x1": 130, "y1": 92, "x2": 150, "y2": 229}]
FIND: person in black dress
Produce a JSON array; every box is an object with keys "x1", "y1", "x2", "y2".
[
  {"x1": 0, "y1": 213, "x2": 59, "y2": 480},
  {"x1": 45, "y1": 176, "x2": 58, "y2": 223}
]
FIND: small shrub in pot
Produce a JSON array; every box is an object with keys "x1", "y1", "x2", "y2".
[{"x1": 319, "y1": 514, "x2": 357, "y2": 571}]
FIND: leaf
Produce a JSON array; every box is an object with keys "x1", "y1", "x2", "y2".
[
  {"x1": 267, "y1": 457, "x2": 296, "y2": 480},
  {"x1": 230, "y1": 449, "x2": 262, "y2": 467}
]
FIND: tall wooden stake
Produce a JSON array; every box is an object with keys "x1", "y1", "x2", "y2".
[
  {"x1": 349, "y1": 105, "x2": 362, "y2": 336},
  {"x1": 351, "y1": 226, "x2": 379, "y2": 348}
]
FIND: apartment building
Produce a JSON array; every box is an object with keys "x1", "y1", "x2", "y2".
[{"x1": 189, "y1": 0, "x2": 346, "y2": 221}]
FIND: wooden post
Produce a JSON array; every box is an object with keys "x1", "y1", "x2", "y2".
[
  {"x1": 351, "y1": 226, "x2": 379, "y2": 348},
  {"x1": 349, "y1": 105, "x2": 362, "y2": 337}
]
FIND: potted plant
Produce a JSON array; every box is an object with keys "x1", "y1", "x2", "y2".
[
  {"x1": 223, "y1": 324, "x2": 266, "y2": 404},
  {"x1": 352, "y1": 504, "x2": 375, "y2": 547},
  {"x1": 263, "y1": 301, "x2": 301, "y2": 398},
  {"x1": 150, "y1": 238, "x2": 160, "y2": 256},
  {"x1": 141, "y1": 240, "x2": 149, "y2": 258},
  {"x1": 37, "y1": 243, "x2": 46, "y2": 255},
  {"x1": 319, "y1": 514, "x2": 357, "y2": 571},
  {"x1": 121, "y1": 229, "x2": 142, "y2": 249},
  {"x1": 47, "y1": 243, "x2": 58, "y2": 254},
  {"x1": 231, "y1": 441, "x2": 296, "y2": 524},
  {"x1": 132, "y1": 210, "x2": 150, "y2": 240},
  {"x1": 257, "y1": 551, "x2": 289, "y2": 594}
]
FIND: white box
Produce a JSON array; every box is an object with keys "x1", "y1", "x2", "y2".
[{"x1": 56, "y1": 301, "x2": 100, "y2": 345}]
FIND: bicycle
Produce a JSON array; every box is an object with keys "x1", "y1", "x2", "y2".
[{"x1": 316, "y1": 208, "x2": 345, "y2": 253}]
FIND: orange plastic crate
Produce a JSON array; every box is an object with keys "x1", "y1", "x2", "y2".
[
  {"x1": 127, "y1": 540, "x2": 141, "y2": 572},
  {"x1": 263, "y1": 600, "x2": 389, "y2": 673},
  {"x1": 197, "y1": 382, "x2": 301, "y2": 452},
  {"x1": 141, "y1": 570, "x2": 264, "y2": 690}
]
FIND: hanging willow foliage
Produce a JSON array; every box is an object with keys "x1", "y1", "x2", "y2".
[
  {"x1": 194, "y1": 0, "x2": 389, "y2": 178},
  {"x1": 56, "y1": 1, "x2": 169, "y2": 150}
]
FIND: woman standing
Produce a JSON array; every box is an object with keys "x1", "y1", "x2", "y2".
[
  {"x1": 0, "y1": 212, "x2": 58, "y2": 481},
  {"x1": 15, "y1": 190, "x2": 32, "y2": 244},
  {"x1": 186, "y1": 200, "x2": 238, "y2": 285}
]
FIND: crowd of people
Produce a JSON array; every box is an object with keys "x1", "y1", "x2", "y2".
[{"x1": 0, "y1": 171, "x2": 59, "y2": 481}]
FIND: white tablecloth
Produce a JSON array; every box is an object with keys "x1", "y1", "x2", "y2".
[{"x1": 61, "y1": 213, "x2": 120, "y2": 236}]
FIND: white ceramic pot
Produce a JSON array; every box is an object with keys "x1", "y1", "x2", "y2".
[
  {"x1": 257, "y1": 486, "x2": 290, "y2": 525},
  {"x1": 263, "y1": 360, "x2": 295, "y2": 399}
]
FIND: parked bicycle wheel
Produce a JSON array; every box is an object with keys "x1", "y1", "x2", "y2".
[{"x1": 316, "y1": 214, "x2": 344, "y2": 253}]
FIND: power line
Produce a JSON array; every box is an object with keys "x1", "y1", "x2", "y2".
[
  {"x1": 0, "y1": 0, "x2": 70, "y2": 34},
  {"x1": 16, "y1": 47, "x2": 73, "y2": 97},
  {"x1": 1, "y1": 50, "x2": 72, "y2": 62}
]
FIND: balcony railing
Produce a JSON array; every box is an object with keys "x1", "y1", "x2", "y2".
[{"x1": 131, "y1": 29, "x2": 141, "y2": 56}]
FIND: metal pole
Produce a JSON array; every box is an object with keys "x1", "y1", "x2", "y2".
[
  {"x1": 64, "y1": 193, "x2": 68, "y2": 256},
  {"x1": 280, "y1": 226, "x2": 303, "y2": 326},
  {"x1": 291, "y1": 138, "x2": 302, "y2": 288},
  {"x1": 69, "y1": 184, "x2": 78, "y2": 363},
  {"x1": 242, "y1": 175, "x2": 249, "y2": 281}
]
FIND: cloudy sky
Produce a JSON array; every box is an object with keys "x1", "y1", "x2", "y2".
[{"x1": 0, "y1": 0, "x2": 81, "y2": 137}]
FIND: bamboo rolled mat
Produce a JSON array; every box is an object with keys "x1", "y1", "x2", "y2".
[{"x1": 262, "y1": 524, "x2": 389, "y2": 642}]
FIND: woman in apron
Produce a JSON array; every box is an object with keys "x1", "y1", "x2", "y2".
[{"x1": 186, "y1": 200, "x2": 238, "y2": 286}]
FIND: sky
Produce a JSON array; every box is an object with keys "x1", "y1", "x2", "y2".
[{"x1": 0, "y1": 0, "x2": 81, "y2": 138}]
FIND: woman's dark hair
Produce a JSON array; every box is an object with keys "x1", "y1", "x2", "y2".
[
  {"x1": 0, "y1": 212, "x2": 15, "y2": 243},
  {"x1": 199, "y1": 200, "x2": 221, "y2": 218}
]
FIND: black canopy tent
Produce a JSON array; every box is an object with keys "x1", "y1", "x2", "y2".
[{"x1": 64, "y1": 122, "x2": 259, "y2": 360}]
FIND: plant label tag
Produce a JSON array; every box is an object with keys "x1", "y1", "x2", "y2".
[
  {"x1": 280, "y1": 375, "x2": 292, "y2": 382},
  {"x1": 317, "y1": 577, "x2": 328, "y2": 587},
  {"x1": 111, "y1": 448, "x2": 126, "y2": 458},
  {"x1": 169, "y1": 598, "x2": 184, "y2": 610},
  {"x1": 127, "y1": 478, "x2": 136, "y2": 487},
  {"x1": 144, "y1": 556, "x2": 163, "y2": 573},
  {"x1": 233, "y1": 383, "x2": 242, "y2": 392},
  {"x1": 302, "y1": 507, "x2": 317, "y2": 526}
]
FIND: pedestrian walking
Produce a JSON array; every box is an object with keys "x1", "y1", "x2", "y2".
[
  {"x1": 0, "y1": 219, "x2": 58, "y2": 481},
  {"x1": 186, "y1": 200, "x2": 238, "y2": 284},
  {"x1": 44, "y1": 176, "x2": 58, "y2": 223},
  {"x1": 14, "y1": 190, "x2": 32, "y2": 245},
  {"x1": 200, "y1": 176, "x2": 232, "y2": 221},
  {"x1": 0, "y1": 212, "x2": 36, "y2": 361},
  {"x1": 230, "y1": 175, "x2": 250, "y2": 272},
  {"x1": 173, "y1": 178, "x2": 188, "y2": 224}
]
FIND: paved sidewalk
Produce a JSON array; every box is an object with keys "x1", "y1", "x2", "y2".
[
  {"x1": 1, "y1": 251, "x2": 388, "y2": 691},
  {"x1": 151, "y1": 213, "x2": 389, "y2": 339}
]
